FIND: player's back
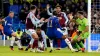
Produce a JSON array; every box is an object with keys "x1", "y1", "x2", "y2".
[{"x1": 47, "y1": 16, "x2": 59, "y2": 30}]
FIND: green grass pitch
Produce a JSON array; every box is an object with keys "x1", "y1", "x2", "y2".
[{"x1": 0, "y1": 46, "x2": 99, "y2": 56}]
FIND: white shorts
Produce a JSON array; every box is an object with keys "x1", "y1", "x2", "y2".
[
  {"x1": 26, "y1": 29, "x2": 36, "y2": 36},
  {"x1": 57, "y1": 27, "x2": 68, "y2": 35},
  {"x1": 26, "y1": 29, "x2": 36, "y2": 44}
]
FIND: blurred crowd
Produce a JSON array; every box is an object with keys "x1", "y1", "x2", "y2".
[
  {"x1": 91, "y1": 0, "x2": 100, "y2": 33},
  {"x1": 0, "y1": 0, "x2": 88, "y2": 45}
]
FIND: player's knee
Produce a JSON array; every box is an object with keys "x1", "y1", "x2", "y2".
[
  {"x1": 32, "y1": 33, "x2": 39, "y2": 40},
  {"x1": 11, "y1": 32, "x2": 17, "y2": 37}
]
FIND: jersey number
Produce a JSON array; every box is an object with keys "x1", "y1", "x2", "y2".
[{"x1": 48, "y1": 20, "x2": 52, "y2": 27}]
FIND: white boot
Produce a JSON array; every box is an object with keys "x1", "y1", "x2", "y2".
[
  {"x1": 30, "y1": 49, "x2": 35, "y2": 52},
  {"x1": 36, "y1": 48, "x2": 44, "y2": 53}
]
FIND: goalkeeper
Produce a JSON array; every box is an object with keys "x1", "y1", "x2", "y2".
[{"x1": 71, "y1": 11, "x2": 89, "y2": 52}]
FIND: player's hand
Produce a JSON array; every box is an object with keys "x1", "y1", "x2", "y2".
[
  {"x1": 46, "y1": 4, "x2": 50, "y2": 9},
  {"x1": 40, "y1": 18, "x2": 44, "y2": 22},
  {"x1": 44, "y1": 19, "x2": 48, "y2": 22}
]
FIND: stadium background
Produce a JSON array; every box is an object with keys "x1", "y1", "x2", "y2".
[
  {"x1": 0, "y1": 0, "x2": 88, "y2": 47},
  {"x1": 0, "y1": 0, "x2": 99, "y2": 56},
  {"x1": 0, "y1": 0, "x2": 99, "y2": 52}
]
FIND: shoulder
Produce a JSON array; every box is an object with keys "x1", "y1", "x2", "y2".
[
  {"x1": 41, "y1": 30, "x2": 45, "y2": 34},
  {"x1": 29, "y1": 12, "x2": 34, "y2": 16},
  {"x1": 83, "y1": 18, "x2": 88, "y2": 21},
  {"x1": 61, "y1": 12, "x2": 66, "y2": 15},
  {"x1": 5, "y1": 16, "x2": 10, "y2": 20}
]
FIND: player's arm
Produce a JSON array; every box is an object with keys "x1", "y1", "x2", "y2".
[
  {"x1": 62, "y1": 12, "x2": 69, "y2": 24},
  {"x1": 30, "y1": 14, "x2": 44, "y2": 26},
  {"x1": 46, "y1": 4, "x2": 53, "y2": 16}
]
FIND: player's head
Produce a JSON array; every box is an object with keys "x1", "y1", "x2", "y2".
[
  {"x1": 36, "y1": 27, "x2": 41, "y2": 34},
  {"x1": 30, "y1": 5, "x2": 37, "y2": 13},
  {"x1": 77, "y1": 11, "x2": 84, "y2": 19},
  {"x1": 53, "y1": 11, "x2": 57, "y2": 16},
  {"x1": 17, "y1": 28, "x2": 21, "y2": 34},
  {"x1": 55, "y1": 5, "x2": 62, "y2": 13},
  {"x1": 9, "y1": 11, "x2": 14, "y2": 18}
]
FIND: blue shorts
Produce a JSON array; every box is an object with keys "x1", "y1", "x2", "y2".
[
  {"x1": 46, "y1": 29, "x2": 63, "y2": 39},
  {"x1": 4, "y1": 28, "x2": 13, "y2": 36}
]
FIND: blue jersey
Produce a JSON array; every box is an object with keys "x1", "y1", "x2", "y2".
[
  {"x1": 47, "y1": 16, "x2": 62, "y2": 29},
  {"x1": 47, "y1": 16, "x2": 63, "y2": 39},
  {"x1": 4, "y1": 16, "x2": 13, "y2": 36},
  {"x1": 4, "y1": 16, "x2": 13, "y2": 30}
]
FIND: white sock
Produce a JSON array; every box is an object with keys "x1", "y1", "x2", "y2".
[
  {"x1": 10, "y1": 37, "x2": 15, "y2": 46},
  {"x1": 49, "y1": 39, "x2": 53, "y2": 50},
  {"x1": 29, "y1": 37, "x2": 34, "y2": 49},
  {"x1": 65, "y1": 38, "x2": 74, "y2": 50},
  {"x1": 15, "y1": 40, "x2": 22, "y2": 48},
  {"x1": 10, "y1": 39, "x2": 15, "y2": 46},
  {"x1": 43, "y1": 38, "x2": 47, "y2": 48},
  {"x1": 38, "y1": 41, "x2": 43, "y2": 48}
]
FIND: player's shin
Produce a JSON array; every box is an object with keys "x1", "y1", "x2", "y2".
[
  {"x1": 43, "y1": 38, "x2": 47, "y2": 49},
  {"x1": 15, "y1": 40, "x2": 23, "y2": 50},
  {"x1": 64, "y1": 38, "x2": 74, "y2": 50},
  {"x1": 49, "y1": 39, "x2": 53, "y2": 50},
  {"x1": 10, "y1": 38, "x2": 15, "y2": 51},
  {"x1": 56, "y1": 39, "x2": 61, "y2": 50},
  {"x1": 10, "y1": 37, "x2": 15, "y2": 47},
  {"x1": 77, "y1": 41, "x2": 85, "y2": 52}
]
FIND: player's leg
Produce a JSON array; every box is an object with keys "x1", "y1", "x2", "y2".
[
  {"x1": 27, "y1": 29, "x2": 43, "y2": 52},
  {"x1": 56, "y1": 39, "x2": 61, "y2": 50},
  {"x1": 49, "y1": 39, "x2": 53, "y2": 52},
  {"x1": 25, "y1": 29, "x2": 35, "y2": 52},
  {"x1": 55, "y1": 30, "x2": 77, "y2": 52},
  {"x1": 57, "y1": 28, "x2": 76, "y2": 51},
  {"x1": 46, "y1": 30, "x2": 54, "y2": 52},
  {"x1": 43, "y1": 37, "x2": 47, "y2": 51},
  {"x1": 71, "y1": 35, "x2": 80, "y2": 50},
  {"x1": 25, "y1": 38, "x2": 34, "y2": 51},
  {"x1": 77, "y1": 40, "x2": 85, "y2": 52},
  {"x1": 11, "y1": 32, "x2": 23, "y2": 50},
  {"x1": 10, "y1": 37, "x2": 15, "y2": 51},
  {"x1": 38, "y1": 40, "x2": 44, "y2": 51},
  {"x1": 4, "y1": 29, "x2": 23, "y2": 50},
  {"x1": 77, "y1": 32, "x2": 89, "y2": 52}
]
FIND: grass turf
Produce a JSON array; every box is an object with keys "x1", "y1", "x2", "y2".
[{"x1": 0, "y1": 46, "x2": 99, "y2": 56}]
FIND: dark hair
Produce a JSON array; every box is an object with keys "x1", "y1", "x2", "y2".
[
  {"x1": 77, "y1": 11, "x2": 84, "y2": 15},
  {"x1": 17, "y1": 28, "x2": 21, "y2": 31},
  {"x1": 53, "y1": 11, "x2": 57, "y2": 16},
  {"x1": 30, "y1": 5, "x2": 36, "y2": 10},
  {"x1": 36, "y1": 27, "x2": 41, "y2": 30},
  {"x1": 55, "y1": 5, "x2": 62, "y2": 9}
]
